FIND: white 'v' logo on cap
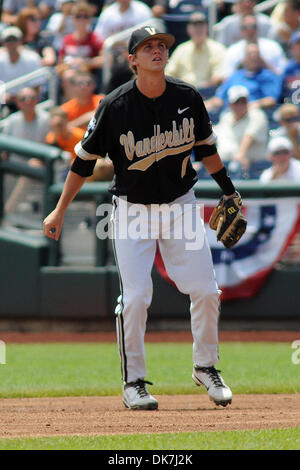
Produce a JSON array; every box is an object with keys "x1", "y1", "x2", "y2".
[{"x1": 145, "y1": 27, "x2": 156, "y2": 35}]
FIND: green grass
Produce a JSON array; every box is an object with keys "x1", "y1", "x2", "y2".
[
  {"x1": 0, "y1": 341, "x2": 299, "y2": 450},
  {"x1": 0, "y1": 428, "x2": 299, "y2": 450},
  {"x1": 0, "y1": 342, "x2": 299, "y2": 397}
]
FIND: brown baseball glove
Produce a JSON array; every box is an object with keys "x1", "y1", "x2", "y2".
[{"x1": 209, "y1": 191, "x2": 247, "y2": 249}]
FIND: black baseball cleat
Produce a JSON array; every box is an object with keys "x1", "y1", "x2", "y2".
[
  {"x1": 192, "y1": 366, "x2": 232, "y2": 407},
  {"x1": 122, "y1": 379, "x2": 158, "y2": 410}
]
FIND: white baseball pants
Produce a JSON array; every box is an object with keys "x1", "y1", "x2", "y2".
[{"x1": 111, "y1": 190, "x2": 221, "y2": 383}]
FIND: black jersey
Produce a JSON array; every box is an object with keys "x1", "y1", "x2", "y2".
[{"x1": 73, "y1": 76, "x2": 217, "y2": 204}]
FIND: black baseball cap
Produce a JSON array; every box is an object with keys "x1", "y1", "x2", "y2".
[{"x1": 128, "y1": 26, "x2": 175, "y2": 54}]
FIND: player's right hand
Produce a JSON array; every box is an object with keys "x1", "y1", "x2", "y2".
[{"x1": 43, "y1": 209, "x2": 65, "y2": 241}]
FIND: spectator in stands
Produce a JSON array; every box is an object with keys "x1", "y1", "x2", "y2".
[
  {"x1": 269, "y1": 0, "x2": 300, "y2": 52},
  {"x1": 205, "y1": 43, "x2": 282, "y2": 112},
  {"x1": 46, "y1": 0, "x2": 76, "y2": 52},
  {"x1": 260, "y1": 136, "x2": 300, "y2": 181},
  {"x1": 58, "y1": 2, "x2": 104, "y2": 72},
  {"x1": 1, "y1": 86, "x2": 50, "y2": 213},
  {"x1": 215, "y1": 85, "x2": 268, "y2": 171},
  {"x1": 281, "y1": 30, "x2": 300, "y2": 100},
  {"x1": 214, "y1": 0, "x2": 271, "y2": 47},
  {"x1": 165, "y1": 12, "x2": 226, "y2": 89},
  {"x1": 1, "y1": 0, "x2": 55, "y2": 25},
  {"x1": 151, "y1": 0, "x2": 208, "y2": 48},
  {"x1": 222, "y1": 14, "x2": 287, "y2": 78},
  {"x1": 56, "y1": 65, "x2": 79, "y2": 103},
  {"x1": 270, "y1": 103, "x2": 300, "y2": 160},
  {"x1": 46, "y1": 107, "x2": 85, "y2": 166},
  {"x1": 45, "y1": 107, "x2": 85, "y2": 181},
  {"x1": 15, "y1": 7, "x2": 56, "y2": 66},
  {"x1": 103, "y1": 40, "x2": 133, "y2": 93},
  {"x1": 94, "y1": 0, "x2": 153, "y2": 39},
  {"x1": 60, "y1": 70, "x2": 105, "y2": 129},
  {"x1": 86, "y1": 0, "x2": 105, "y2": 16},
  {"x1": 1, "y1": 87, "x2": 50, "y2": 146},
  {"x1": 0, "y1": 26, "x2": 43, "y2": 113},
  {"x1": 151, "y1": 0, "x2": 168, "y2": 18}
]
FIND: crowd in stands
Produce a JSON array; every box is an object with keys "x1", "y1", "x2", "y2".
[{"x1": 1, "y1": 0, "x2": 300, "y2": 186}]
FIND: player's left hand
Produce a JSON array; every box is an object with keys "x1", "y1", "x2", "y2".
[{"x1": 209, "y1": 191, "x2": 247, "y2": 249}]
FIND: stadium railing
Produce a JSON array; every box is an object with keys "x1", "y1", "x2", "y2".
[
  {"x1": 0, "y1": 134, "x2": 63, "y2": 221},
  {"x1": 0, "y1": 66, "x2": 57, "y2": 122}
]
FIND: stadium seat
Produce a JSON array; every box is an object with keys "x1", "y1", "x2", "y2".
[
  {"x1": 247, "y1": 160, "x2": 272, "y2": 179},
  {"x1": 224, "y1": 161, "x2": 243, "y2": 180},
  {"x1": 198, "y1": 86, "x2": 217, "y2": 101}
]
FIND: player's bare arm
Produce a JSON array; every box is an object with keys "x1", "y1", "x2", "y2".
[{"x1": 43, "y1": 171, "x2": 86, "y2": 241}]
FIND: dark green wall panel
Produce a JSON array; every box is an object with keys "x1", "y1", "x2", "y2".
[{"x1": 40, "y1": 267, "x2": 109, "y2": 318}]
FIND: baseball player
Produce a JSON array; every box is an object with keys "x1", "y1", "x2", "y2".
[{"x1": 43, "y1": 25, "x2": 246, "y2": 410}]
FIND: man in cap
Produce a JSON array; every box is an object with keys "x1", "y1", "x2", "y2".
[
  {"x1": 165, "y1": 12, "x2": 226, "y2": 89},
  {"x1": 270, "y1": 103, "x2": 300, "y2": 160},
  {"x1": 260, "y1": 136, "x2": 300, "y2": 182},
  {"x1": 215, "y1": 85, "x2": 268, "y2": 171},
  {"x1": 0, "y1": 26, "x2": 42, "y2": 112},
  {"x1": 43, "y1": 25, "x2": 245, "y2": 411}
]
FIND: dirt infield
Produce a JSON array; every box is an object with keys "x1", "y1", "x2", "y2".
[
  {"x1": 0, "y1": 394, "x2": 299, "y2": 438},
  {"x1": 0, "y1": 331, "x2": 299, "y2": 439},
  {"x1": 0, "y1": 330, "x2": 298, "y2": 343}
]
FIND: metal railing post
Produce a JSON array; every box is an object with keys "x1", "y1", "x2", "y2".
[{"x1": 95, "y1": 194, "x2": 110, "y2": 267}]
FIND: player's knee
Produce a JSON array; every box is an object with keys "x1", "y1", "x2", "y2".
[
  {"x1": 125, "y1": 285, "x2": 153, "y2": 309},
  {"x1": 191, "y1": 289, "x2": 221, "y2": 312}
]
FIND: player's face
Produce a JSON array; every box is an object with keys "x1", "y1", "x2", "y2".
[{"x1": 130, "y1": 39, "x2": 169, "y2": 73}]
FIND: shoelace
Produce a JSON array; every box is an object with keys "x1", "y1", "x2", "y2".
[
  {"x1": 128, "y1": 379, "x2": 153, "y2": 398},
  {"x1": 197, "y1": 367, "x2": 224, "y2": 388}
]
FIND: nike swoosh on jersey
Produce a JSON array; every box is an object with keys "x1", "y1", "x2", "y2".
[{"x1": 178, "y1": 107, "x2": 190, "y2": 114}]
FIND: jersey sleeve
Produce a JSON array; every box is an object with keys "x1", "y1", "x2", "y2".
[
  {"x1": 192, "y1": 91, "x2": 217, "y2": 161},
  {"x1": 74, "y1": 98, "x2": 110, "y2": 161}
]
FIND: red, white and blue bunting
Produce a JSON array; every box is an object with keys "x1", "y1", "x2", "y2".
[{"x1": 155, "y1": 198, "x2": 300, "y2": 301}]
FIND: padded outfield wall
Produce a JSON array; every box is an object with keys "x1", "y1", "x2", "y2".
[{"x1": 0, "y1": 179, "x2": 300, "y2": 321}]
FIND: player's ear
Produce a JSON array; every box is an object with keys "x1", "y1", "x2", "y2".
[{"x1": 128, "y1": 53, "x2": 138, "y2": 67}]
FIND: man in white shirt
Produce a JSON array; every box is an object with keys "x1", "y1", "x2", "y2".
[
  {"x1": 94, "y1": 0, "x2": 153, "y2": 39},
  {"x1": 222, "y1": 14, "x2": 287, "y2": 78},
  {"x1": 260, "y1": 136, "x2": 300, "y2": 182},
  {"x1": 165, "y1": 12, "x2": 226, "y2": 89},
  {"x1": 1, "y1": 87, "x2": 50, "y2": 160},
  {"x1": 215, "y1": 85, "x2": 268, "y2": 170},
  {"x1": 0, "y1": 26, "x2": 43, "y2": 108},
  {"x1": 214, "y1": 0, "x2": 271, "y2": 47},
  {"x1": 1, "y1": 87, "x2": 50, "y2": 213}
]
